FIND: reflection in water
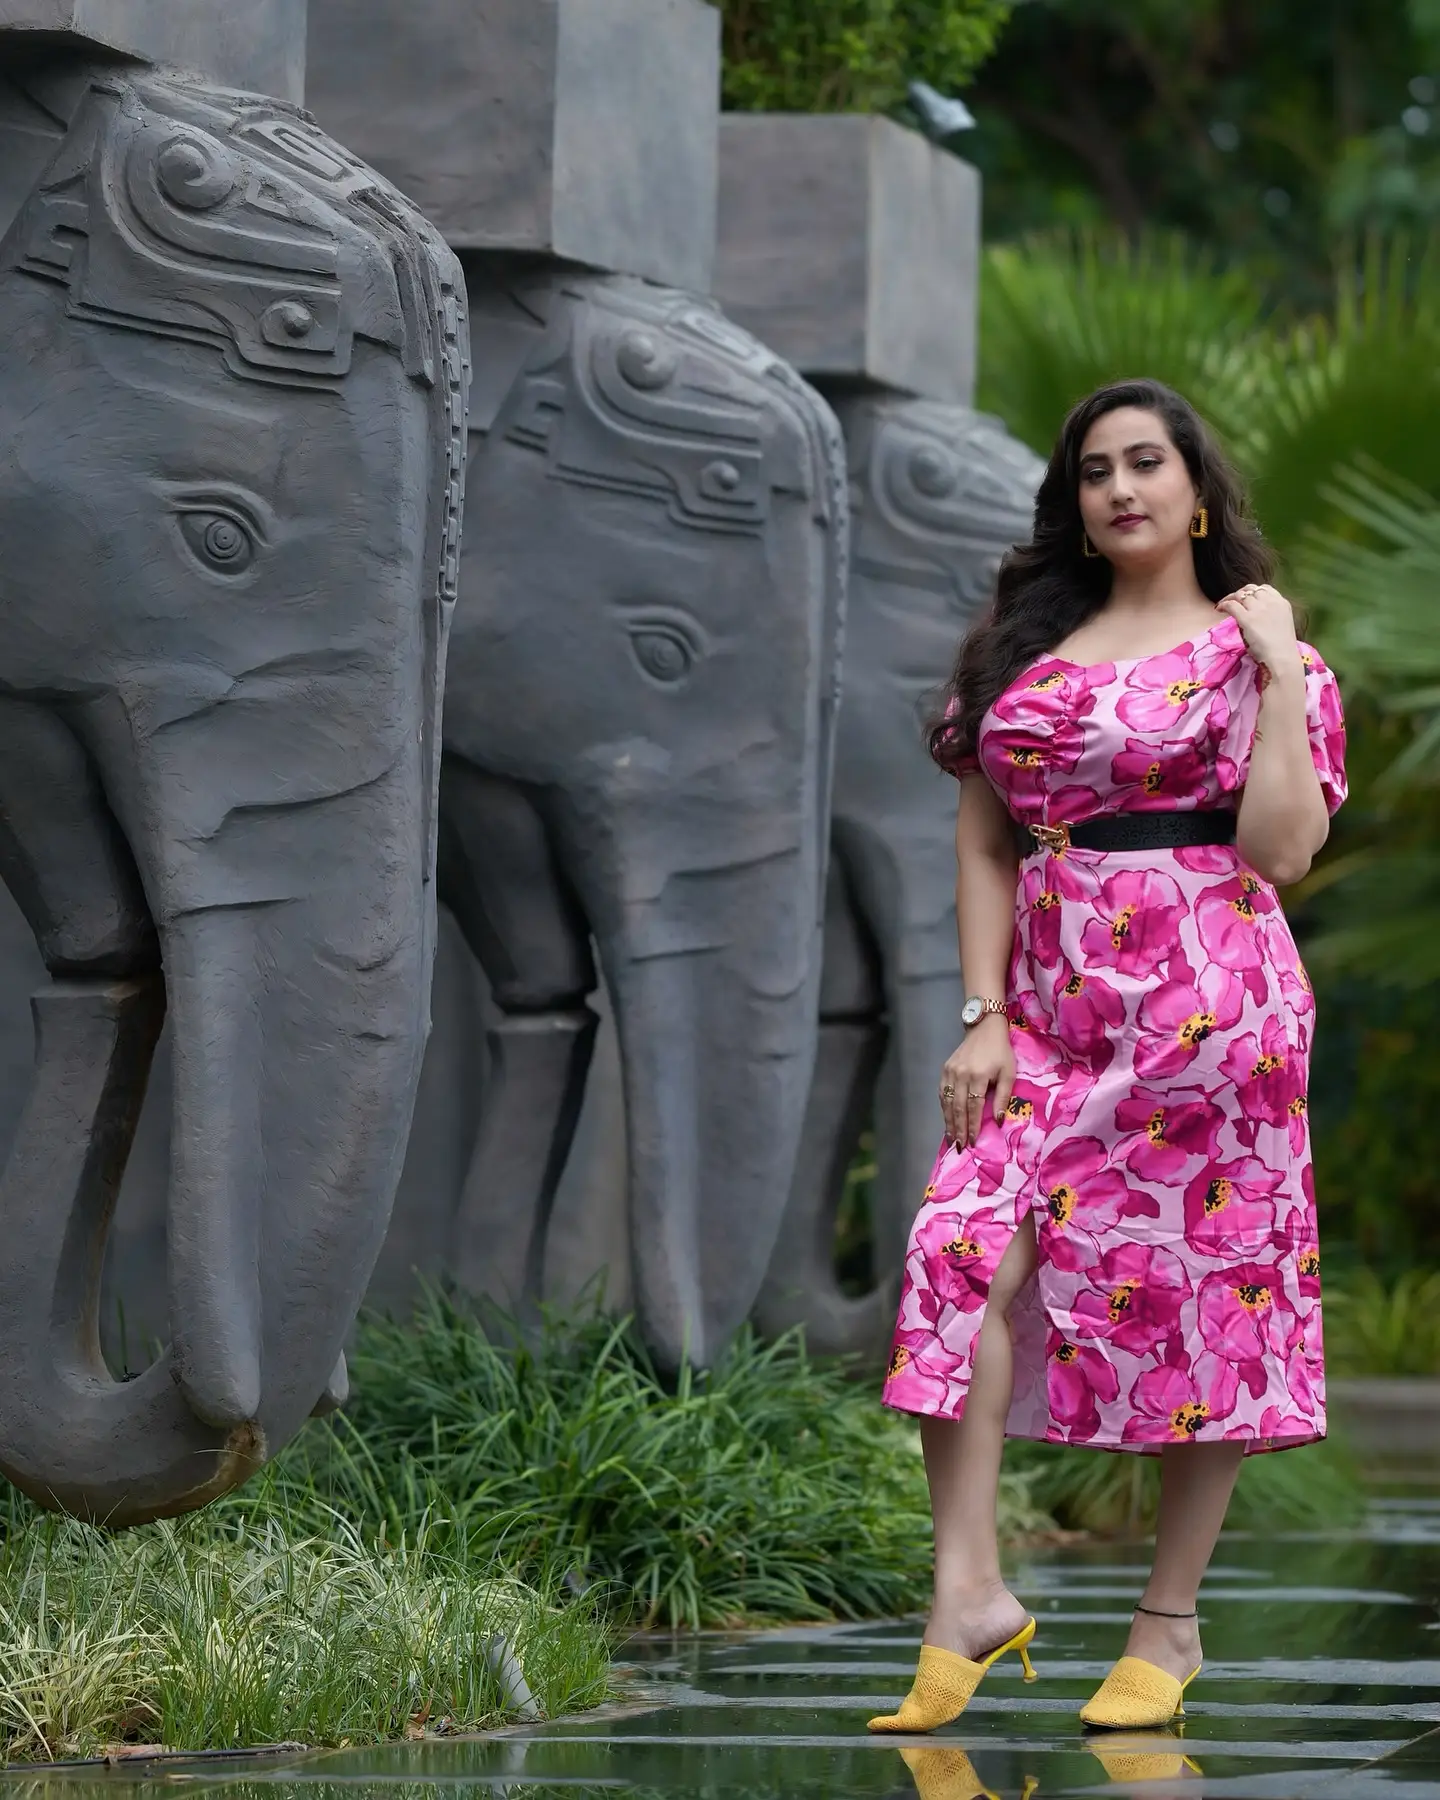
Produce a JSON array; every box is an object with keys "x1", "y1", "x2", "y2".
[
  {"x1": 899, "y1": 1736, "x2": 1199, "y2": 1796},
  {"x1": 1086, "y1": 1727, "x2": 1203, "y2": 1783},
  {"x1": 900, "y1": 1746, "x2": 1041, "y2": 1800}
]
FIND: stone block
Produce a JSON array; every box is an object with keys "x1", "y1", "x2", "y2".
[
  {"x1": 0, "y1": 0, "x2": 306, "y2": 102},
  {"x1": 714, "y1": 112, "x2": 980, "y2": 404},
  {"x1": 305, "y1": 0, "x2": 720, "y2": 289}
]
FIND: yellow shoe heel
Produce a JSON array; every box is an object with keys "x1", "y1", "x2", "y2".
[
  {"x1": 867, "y1": 1617, "x2": 1038, "y2": 1734},
  {"x1": 1078, "y1": 1655, "x2": 1201, "y2": 1730}
]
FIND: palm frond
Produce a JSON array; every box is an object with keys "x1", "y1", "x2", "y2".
[
  {"x1": 1301, "y1": 848, "x2": 1440, "y2": 985},
  {"x1": 1256, "y1": 233, "x2": 1440, "y2": 553},
  {"x1": 977, "y1": 228, "x2": 1273, "y2": 463},
  {"x1": 1299, "y1": 461, "x2": 1440, "y2": 751}
]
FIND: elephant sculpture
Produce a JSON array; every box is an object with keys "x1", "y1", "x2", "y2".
[
  {"x1": 0, "y1": 57, "x2": 468, "y2": 1522},
  {"x1": 754, "y1": 397, "x2": 1042, "y2": 1356},
  {"x1": 437, "y1": 262, "x2": 846, "y2": 1370}
]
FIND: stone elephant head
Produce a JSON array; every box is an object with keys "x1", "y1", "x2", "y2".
[
  {"x1": 0, "y1": 61, "x2": 467, "y2": 1522},
  {"x1": 755, "y1": 396, "x2": 1042, "y2": 1356},
  {"x1": 438, "y1": 264, "x2": 846, "y2": 1371}
]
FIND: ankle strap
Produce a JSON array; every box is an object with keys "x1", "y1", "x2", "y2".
[{"x1": 1134, "y1": 1602, "x2": 1197, "y2": 1619}]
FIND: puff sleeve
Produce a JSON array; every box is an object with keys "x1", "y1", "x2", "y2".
[
  {"x1": 930, "y1": 697, "x2": 979, "y2": 780},
  {"x1": 1217, "y1": 643, "x2": 1348, "y2": 815}
]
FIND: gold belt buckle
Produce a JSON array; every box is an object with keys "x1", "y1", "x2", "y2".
[{"x1": 1029, "y1": 821, "x2": 1072, "y2": 853}]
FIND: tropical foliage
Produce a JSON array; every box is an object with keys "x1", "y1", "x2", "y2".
[{"x1": 716, "y1": 0, "x2": 1012, "y2": 115}]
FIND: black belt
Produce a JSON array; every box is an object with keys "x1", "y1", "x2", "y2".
[{"x1": 1014, "y1": 809, "x2": 1237, "y2": 856}]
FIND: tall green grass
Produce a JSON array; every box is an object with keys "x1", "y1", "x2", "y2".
[
  {"x1": 264, "y1": 1295, "x2": 1050, "y2": 1631},
  {"x1": 0, "y1": 1505, "x2": 608, "y2": 1762}
]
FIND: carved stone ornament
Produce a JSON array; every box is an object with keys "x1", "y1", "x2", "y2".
[
  {"x1": 493, "y1": 274, "x2": 829, "y2": 538},
  {"x1": 847, "y1": 398, "x2": 1041, "y2": 602}
]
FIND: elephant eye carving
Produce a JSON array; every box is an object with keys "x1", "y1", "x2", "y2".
[
  {"x1": 174, "y1": 500, "x2": 263, "y2": 575},
  {"x1": 626, "y1": 613, "x2": 704, "y2": 685}
]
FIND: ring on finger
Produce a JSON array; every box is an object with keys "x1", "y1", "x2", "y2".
[{"x1": 941, "y1": 1084, "x2": 955, "y2": 1098}]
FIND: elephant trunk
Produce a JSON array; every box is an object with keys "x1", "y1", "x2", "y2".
[
  {"x1": 599, "y1": 851, "x2": 821, "y2": 1372},
  {"x1": 0, "y1": 760, "x2": 431, "y2": 1525}
]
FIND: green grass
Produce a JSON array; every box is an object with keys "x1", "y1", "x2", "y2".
[
  {"x1": 264, "y1": 1294, "x2": 1047, "y2": 1632},
  {"x1": 0, "y1": 1503, "x2": 609, "y2": 1763}
]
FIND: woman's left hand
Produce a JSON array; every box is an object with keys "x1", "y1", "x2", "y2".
[{"x1": 1217, "y1": 582, "x2": 1300, "y2": 680}]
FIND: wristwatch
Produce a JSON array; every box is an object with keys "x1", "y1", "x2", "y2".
[{"x1": 961, "y1": 995, "x2": 1007, "y2": 1028}]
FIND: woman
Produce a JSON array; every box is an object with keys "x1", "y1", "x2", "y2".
[{"x1": 869, "y1": 379, "x2": 1346, "y2": 1735}]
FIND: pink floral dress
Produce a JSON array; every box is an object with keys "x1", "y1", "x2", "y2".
[{"x1": 883, "y1": 614, "x2": 1347, "y2": 1453}]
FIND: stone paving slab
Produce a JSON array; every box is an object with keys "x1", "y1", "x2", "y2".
[{"x1": 4, "y1": 1497, "x2": 1439, "y2": 1798}]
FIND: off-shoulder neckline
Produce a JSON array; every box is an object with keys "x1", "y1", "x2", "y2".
[{"x1": 1038, "y1": 615, "x2": 1237, "y2": 675}]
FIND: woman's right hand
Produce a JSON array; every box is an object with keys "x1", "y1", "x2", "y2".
[{"x1": 939, "y1": 1013, "x2": 1015, "y2": 1148}]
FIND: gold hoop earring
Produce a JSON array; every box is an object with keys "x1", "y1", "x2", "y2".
[
  {"x1": 1081, "y1": 532, "x2": 1100, "y2": 558},
  {"x1": 1190, "y1": 507, "x2": 1210, "y2": 540}
]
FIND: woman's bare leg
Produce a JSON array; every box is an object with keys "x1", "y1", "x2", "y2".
[
  {"x1": 922, "y1": 1218, "x2": 1038, "y2": 1659},
  {"x1": 1125, "y1": 1442, "x2": 1245, "y2": 1678}
]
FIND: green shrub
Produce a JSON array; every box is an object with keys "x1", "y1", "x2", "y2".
[
  {"x1": 1323, "y1": 1267, "x2": 1440, "y2": 1376},
  {"x1": 272, "y1": 1296, "x2": 980, "y2": 1631},
  {"x1": 718, "y1": 0, "x2": 1012, "y2": 115}
]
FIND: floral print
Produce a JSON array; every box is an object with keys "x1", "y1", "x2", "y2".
[{"x1": 884, "y1": 615, "x2": 1347, "y2": 1452}]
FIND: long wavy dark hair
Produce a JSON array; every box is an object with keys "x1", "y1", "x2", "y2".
[{"x1": 928, "y1": 378, "x2": 1274, "y2": 771}]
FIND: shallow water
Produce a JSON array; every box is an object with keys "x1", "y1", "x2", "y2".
[{"x1": 8, "y1": 1490, "x2": 1440, "y2": 1798}]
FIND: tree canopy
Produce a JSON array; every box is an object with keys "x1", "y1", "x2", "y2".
[
  {"x1": 717, "y1": 0, "x2": 1013, "y2": 115},
  {"x1": 966, "y1": 0, "x2": 1440, "y2": 291}
]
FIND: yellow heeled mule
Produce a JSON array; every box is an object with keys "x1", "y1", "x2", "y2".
[
  {"x1": 868, "y1": 1617, "x2": 1038, "y2": 1733},
  {"x1": 1079, "y1": 1656, "x2": 1201, "y2": 1729}
]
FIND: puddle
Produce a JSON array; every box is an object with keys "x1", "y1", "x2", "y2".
[{"x1": 6, "y1": 1497, "x2": 1440, "y2": 1797}]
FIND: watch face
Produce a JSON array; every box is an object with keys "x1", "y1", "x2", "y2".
[{"x1": 961, "y1": 997, "x2": 983, "y2": 1027}]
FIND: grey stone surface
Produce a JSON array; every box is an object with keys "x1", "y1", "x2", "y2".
[
  {"x1": 755, "y1": 398, "x2": 1042, "y2": 1358},
  {"x1": 305, "y1": 0, "x2": 719, "y2": 289},
  {"x1": 1331, "y1": 1379, "x2": 1440, "y2": 1470},
  {"x1": 0, "y1": 0, "x2": 306, "y2": 103},
  {"x1": 431, "y1": 262, "x2": 847, "y2": 1370},
  {"x1": 370, "y1": 918, "x2": 635, "y2": 1321},
  {"x1": 714, "y1": 113, "x2": 980, "y2": 404},
  {"x1": 0, "y1": 54, "x2": 468, "y2": 1522}
]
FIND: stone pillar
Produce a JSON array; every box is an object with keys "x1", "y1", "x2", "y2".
[
  {"x1": 714, "y1": 114, "x2": 1043, "y2": 1358},
  {"x1": 0, "y1": 0, "x2": 307, "y2": 102},
  {"x1": 307, "y1": 0, "x2": 849, "y2": 1370}
]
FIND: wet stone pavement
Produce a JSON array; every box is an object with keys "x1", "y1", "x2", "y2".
[{"x1": 8, "y1": 1494, "x2": 1440, "y2": 1800}]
